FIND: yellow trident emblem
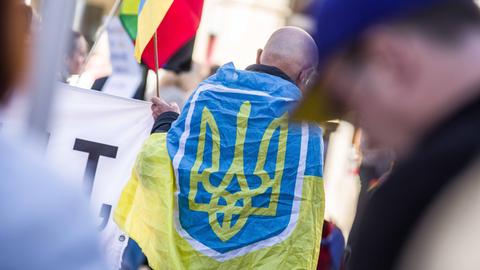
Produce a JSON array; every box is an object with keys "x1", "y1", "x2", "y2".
[{"x1": 189, "y1": 101, "x2": 289, "y2": 242}]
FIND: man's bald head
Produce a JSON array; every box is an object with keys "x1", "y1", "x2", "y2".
[{"x1": 257, "y1": 27, "x2": 319, "y2": 91}]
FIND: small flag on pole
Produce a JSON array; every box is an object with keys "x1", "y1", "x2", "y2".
[
  {"x1": 119, "y1": 0, "x2": 198, "y2": 73},
  {"x1": 133, "y1": 0, "x2": 204, "y2": 70}
]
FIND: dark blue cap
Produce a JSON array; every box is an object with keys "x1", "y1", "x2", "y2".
[{"x1": 313, "y1": 0, "x2": 469, "y2": 66}]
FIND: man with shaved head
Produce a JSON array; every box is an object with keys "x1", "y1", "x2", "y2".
[
  {"x1": 257, "y1": 27, "x2": 319, "y2": 92},
  {"x1": 151, "y1": 26, "x2": 319, "y2": 118},
  {"x1": 117, "y1": 28, "x2": 326, "y2": 269}
]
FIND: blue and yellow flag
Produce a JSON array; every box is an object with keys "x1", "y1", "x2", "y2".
[{"x1": 115, "y1": 63, "x2": 325, "y2": 269}]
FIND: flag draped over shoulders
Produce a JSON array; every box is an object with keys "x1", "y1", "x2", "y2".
[{"x1": 115, "y1": 63, "x2": 325, "y2": 269}]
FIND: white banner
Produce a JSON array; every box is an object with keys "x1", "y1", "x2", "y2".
[{"x1": 1, "y1": 84, "x2": 153, "y2": 269}]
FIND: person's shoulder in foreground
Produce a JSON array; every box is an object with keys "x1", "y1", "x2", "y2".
[
  {"x1": 0, "y1": 136, "x2": 107, "y2": 270},
  {"x1": 296, "y1": 0, "x2": 480, "y2": 269}
]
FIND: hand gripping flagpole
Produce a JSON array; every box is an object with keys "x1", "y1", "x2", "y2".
[{"x1": 154, "y1": 31, "x2": 161, "y2": 97}]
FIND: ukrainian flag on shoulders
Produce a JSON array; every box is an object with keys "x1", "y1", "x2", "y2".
[{"x1": 115, "y1": 63, "x2": 325, "y2": 270}]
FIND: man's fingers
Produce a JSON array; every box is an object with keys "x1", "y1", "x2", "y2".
[
  {"x1": 151, "y1": 96, "x2": 167, "y2": 105},
  {"x1": 151, "y1": 97, "x2": 181, "y2": 119},
  {"x1": 171, "y1": 102, "x2": 181, "y2": 114},
  {"x1": 151, "y1": 97, "x2": 160, "y2": 105}
]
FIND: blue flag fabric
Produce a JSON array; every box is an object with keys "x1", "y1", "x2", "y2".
[
  {"x1": 115, "y1": 62, "x2": 325, "y2": 269},
  {"x1": 167, "y1": 62, "x2": 324, "y2": 259}
]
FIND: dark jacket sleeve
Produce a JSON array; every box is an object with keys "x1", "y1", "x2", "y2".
[{"x1": 151, "y1": 112, "x2": 179, "y2": 134}]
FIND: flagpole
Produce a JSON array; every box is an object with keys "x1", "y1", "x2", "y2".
[
  {"x1": 153, "y1": 31, "x2": 160, "y2": 97},
  {"x1": 76, "y1": 0, "x2": 123, "y2": 84},
  {"x1": 86, "y1": 0, "x2": 123, "y2": 63}
]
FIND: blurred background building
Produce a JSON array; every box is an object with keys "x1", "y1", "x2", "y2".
[{"x1": 29, "y1": 0, "x2": 314, "y2": 69}]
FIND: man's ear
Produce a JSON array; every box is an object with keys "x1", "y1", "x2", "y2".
[
  {"x1": 297, "y1": 67, "x2": 316, "y2": 92},
  {"x1": 256, "y1": 49, "x2": 263, "y2": 65}
]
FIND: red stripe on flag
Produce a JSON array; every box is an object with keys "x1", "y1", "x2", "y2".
[{"x1": 141, "y1": 0, "x2": 204, "y2": 70}]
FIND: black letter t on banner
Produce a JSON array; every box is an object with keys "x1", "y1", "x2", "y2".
[{"x1": 73, "y1": 138, "x2": 118, "y2": 198}]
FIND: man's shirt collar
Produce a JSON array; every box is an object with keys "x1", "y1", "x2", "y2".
[{"x1": 246, "y1": 64, "x2": 295, "y2": 85}]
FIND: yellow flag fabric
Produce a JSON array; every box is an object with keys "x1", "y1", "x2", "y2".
[
  {"x1": 115, "y1": 133, "x2": 325, "y2": 270},
  {"x1": 134, "y1": 0, "x2": 173, "y2": 62},
  {"x1": 115, "y1": 63, "x2": 325, "y2": 269}
]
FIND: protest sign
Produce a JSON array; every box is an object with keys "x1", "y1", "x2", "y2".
[
  {"x1": 1, "y1": 84, "x2": 153, "y2": 269},
  {"x1": 102, "y1": 17, "x2": 143, "y2": 98}
]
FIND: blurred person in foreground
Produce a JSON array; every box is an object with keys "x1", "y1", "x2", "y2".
[
  {"x1": 296, "y1": 0, "x2": 480, "y2": 269},
  {"x1": 0, "y1": 2, "x2": 106, "y2": 269},
  {"x1": 115, "y1": 27, "x2": 325, "y2": 269}
]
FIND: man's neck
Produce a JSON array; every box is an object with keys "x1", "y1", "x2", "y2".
[{"x1": 246, "y1": 64, "x2": 296, "y2": 85}]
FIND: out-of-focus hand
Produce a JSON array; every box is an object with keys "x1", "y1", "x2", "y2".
[{"x1": 151, "y1": 97, "x2": 180, "y2": 119}]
